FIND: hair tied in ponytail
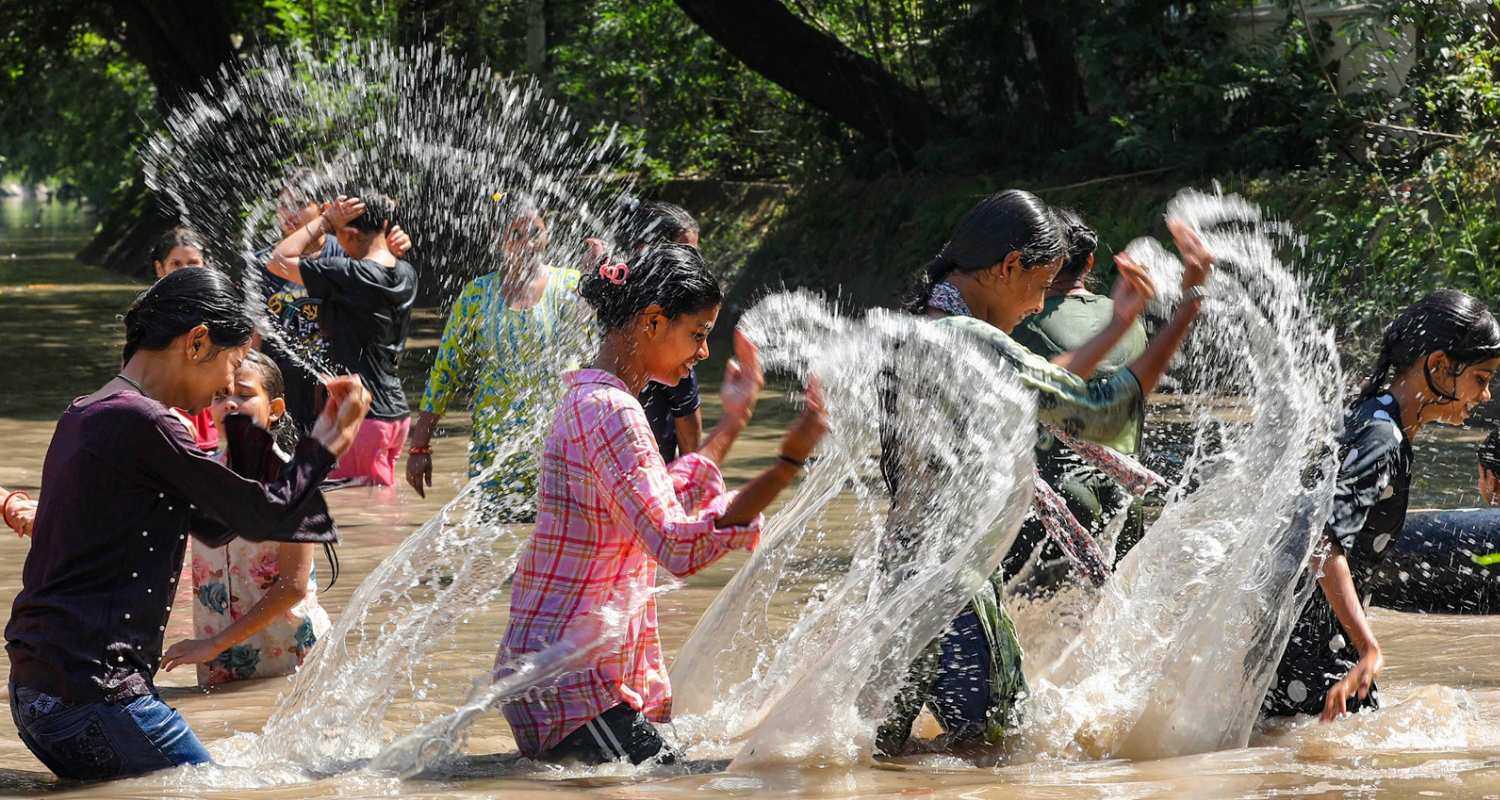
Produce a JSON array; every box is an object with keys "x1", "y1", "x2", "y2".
[{"x1": 599, "y1": 261, "x2": 629, "y2": 286}]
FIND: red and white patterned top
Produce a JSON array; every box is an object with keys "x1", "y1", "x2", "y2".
[{"x1": 500, "y1": 369, "x2": 761, "y2": 756}]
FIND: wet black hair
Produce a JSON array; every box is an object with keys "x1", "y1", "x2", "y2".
[
  {"x1": 344, "y1": 190, "x2": 399, "y2": 234},
  {"x1": 616, "y1": 200, "x2": 700, "y2": 253},
  {"x1": 578, "y1": 243, "x2": 722, "y2": 331},
  {"x1": 150, "y1": 226, "x2": 207, "y2": 266},
  {"x1": 122, "y1": 267, "x2": 254, "y2": 364},
  {"x1": 905, "y1": 189, "x2": 1066, "y2": 314},
  {"x1": 236, "y1": 349, "x2": 300, "y2": 452},
  {"x1": 1052, "y1": 207, "x2": 1099, "y2": 286},
  {"x1": 1359, "y1": 288, "x2": 1500, "y2": 405}
]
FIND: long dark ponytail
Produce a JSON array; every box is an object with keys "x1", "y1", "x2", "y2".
[
  {"x1": 1358, "y1": 288, "x2": 1500, "y2": 405},
  {"x1": 904, "y1": 189, "x2": 1065, "y2": 314}
]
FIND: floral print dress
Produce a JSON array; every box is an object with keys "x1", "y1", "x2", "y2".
[{"x1": 189, "y1": 449, "x2": 331, "y2": 687}]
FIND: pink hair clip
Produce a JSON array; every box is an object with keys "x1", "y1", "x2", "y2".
[{"x1": 599, "y1": 261, "x2": 629, "y2": 286}]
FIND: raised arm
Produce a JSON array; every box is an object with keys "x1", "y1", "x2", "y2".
[
  {"x1": 1050, "y1": 254, "x2": 1155, "y2": 379},
  {"x1": 1121, "y1": 218, "x2": 1214, "y2": 394},
  {"x1": 267, "y1": 196, "x2": 366, "y2": 286},
  {"x1": 154, "y1": 376, "x2": 370, "y2": 542}
]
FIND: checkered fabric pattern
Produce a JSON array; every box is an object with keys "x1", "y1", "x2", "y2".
[{"x1": 500, "y1": 369, "x2": 761, "y2": 756}]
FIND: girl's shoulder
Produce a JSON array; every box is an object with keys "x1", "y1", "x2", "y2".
[
  {"x1": 561, "y1": 370, "x2": 646, "y2": 427},
  {"x1": 1340, "y1": 395, "x2": 1407, "y2": 471}
]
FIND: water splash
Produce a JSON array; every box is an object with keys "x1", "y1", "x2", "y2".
[
  {"x1": 670, "y1": 292, "x2": 1040, "y2": 765},
  {"x1": 135, "y1": 41, "x2": 618, "y2": 772},
  {"x1": 140, "y1": 41, "x2": 634, "y2": 376},
  {"x1": 1018, "y1": 189, "x2": 1344, "y2": 760}
]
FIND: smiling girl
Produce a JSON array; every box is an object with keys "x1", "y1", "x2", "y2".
[
  {"x1": 1263, "y1": 289, "x2": 1500, "y2": 722},
  {"x1": 499, "y1": 243, "x2": 828, "y2": 765}
]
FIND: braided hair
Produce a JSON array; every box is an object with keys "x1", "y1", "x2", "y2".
[
  {"x1": 1051, "y1": 206, "x2": 1099, "y2": 287},
  {"x1": 904, "y1": 189, "x2": 1066, "y2": 314},
  {"x1": 1358, "y1": 288, "x2": 1500, "y2": 405}
]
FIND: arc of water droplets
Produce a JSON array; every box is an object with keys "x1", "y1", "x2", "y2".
[
  {"x1": 1016, "y1": 189, "x2": 1344, "y2": 761},
  {"x1": 137, "y1": 41, "x2": 622, "y2": 773},
  {"x1": 670, "y1": 292, "x2": 1041, "y2": 766},
  {"x1": 141, "y1": 41, "x2": 636, "y2": 378}
]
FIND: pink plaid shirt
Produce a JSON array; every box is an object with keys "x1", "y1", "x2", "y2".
[{"x1": 500, "y1": 369, "x2": 761, "y2": 756}]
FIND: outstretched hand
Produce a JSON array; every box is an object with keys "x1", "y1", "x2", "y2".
[
  {"x1": 780, "y1": 378, "x2": 829, "y2": 463},
  {"x1": 1166, "y1": 218, "x2": 1214, "y2": 291},
  {"x1": 1110, "y1": 252, "x2": 1156, "y2": 323},
  {"x1": 720, "y1": 330, "x2": 765, "y2": 425},
  {"x1": 3, "y1": 496, "x2": 35, "y2": 538},
  {"x1": 161, "y1": 637, "x2": 225, "y2": 673},
  {"x1": 1322, "y1": 647, "x2": 1383, "y2": 722},
  {"x1": 312, "y1": 374, "x2": 372, "y2": 457}
]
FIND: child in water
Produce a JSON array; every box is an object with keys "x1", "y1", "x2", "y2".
[
  {"x1": 162, "y1": 350, "x2": 332, "y2": 686},
  {"x1": 1262, "y1": 289, "x2": 1500, "y2": 721},
  {"x1": 499, "y1": 243, "x2": 828, "y2": 765},
  {"x1": 268, "y1": 192, "x2": 419, "y2": 487}
]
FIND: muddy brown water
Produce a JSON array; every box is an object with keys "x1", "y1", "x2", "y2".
[{"x1": 5, "y1": 198, "x2": 1500, "y2": 798}]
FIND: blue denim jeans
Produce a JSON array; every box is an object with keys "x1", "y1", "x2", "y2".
[{"x1": 9, "y1": 683, "x2": 212, "y2": 781}]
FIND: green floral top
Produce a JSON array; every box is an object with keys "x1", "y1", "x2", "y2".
[
  {"x1": 934, "y1": 314, "x2": 1143, "y2": 444},
  {"x1": 418, "y1": 266, "x2": 582, "y2": 477}
]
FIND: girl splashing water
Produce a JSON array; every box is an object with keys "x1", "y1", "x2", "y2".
[
  {"x1": 878, "y1": 189, "x2": 1213, "y2": 755},
  {"x1": 1263, "y1": 290, "x2": 1500, "y2": 722},
  {"x1": 499, "y1": 244, "x2": 829, "y2": 765}
]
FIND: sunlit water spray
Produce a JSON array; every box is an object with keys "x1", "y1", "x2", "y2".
[
  {"x1": 1016, "y1": 189, "x2": 1345, "y2": 761},
  {"x1": 141, "y1": 41, "x2": 635, "y2": 377},
  {"x1": 132, "y1": 41, "x2": 625, "y2": 776}
]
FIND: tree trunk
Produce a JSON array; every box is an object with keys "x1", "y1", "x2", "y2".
[
  {"x1": 1020, "y1": 0, "x2": 1087, "y2": 132},
  {"x1": 525, "y1": 0, "x2": 547, "y2": 79},
  {"x1": 673, "y1": 0, "x2": 949, "y2": 159},
  {"x1": 78, "y1": 0, "x2": 238, "y2": 278}
]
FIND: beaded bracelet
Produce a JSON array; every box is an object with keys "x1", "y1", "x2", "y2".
[{"x1": 408, "y1": 445, "x2": 433, "y2": 456}]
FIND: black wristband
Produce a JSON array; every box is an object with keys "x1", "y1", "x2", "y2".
[{"x1": 776, "y1": 453, "x2": 805, "y2": 469}]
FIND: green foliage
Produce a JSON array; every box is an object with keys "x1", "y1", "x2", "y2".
[
  {"x1": 549, "y1": 0, "x2": 840, "y2": 182},
  {"x1": 0, "y1": 28, "x2": 155, "y2": 202}
]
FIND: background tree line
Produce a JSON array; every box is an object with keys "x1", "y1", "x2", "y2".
[{"x1": 1, "y1": 0, "x2": 1498, "y2": 330}]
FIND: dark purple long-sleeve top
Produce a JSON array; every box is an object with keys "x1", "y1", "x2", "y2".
[{"x1": 5, "y1": 390, "x2": 338, "y2": 703}]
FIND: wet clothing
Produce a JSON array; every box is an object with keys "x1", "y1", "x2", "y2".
[
  {"x1": 539, "y1": 703, "x2": 677, "y2": 765},
  {"x1": 1008, "y1": 292, "x2": 1149, "y2": 582},
  {"x1": 876, "y1": 591, "x2": 1025, "y2": 754},
  {"x1": 327, "y1": 414, "x2": 411, "y2": 488},
  {"x1": 500, "y1": 369, "x2": 761, "y2": 757},
  {"x1": 190, "y1": 446, "x2": 331, "y2": 688},
  {"x1": 300, "y1": 256, "x2": 418, "y2": 421},
  {"x1": 5, "y1": 393, "x2": 338, "y2": 707},
  {"x1": 875, "y1": 287, "x2": 1145, "y2": 752},
  {"x1": 1480, "y1": 429, "x2": 1500, "y2": 473},
  {"x1": 418, "y1": 267, "x2": 581, "y2": 515},
  {"x1": 9, "y1": 683, "x2": 211, "y2": 780},
  {"x1": 261, "y1": 237, "x2": 345, "y2": 432},
  {"x1": 1262, "y1": 393, "x2": 1411, "y2": 718},
  {"x1": 640, "y1": 372, "x2": 701, "y2": 462}
]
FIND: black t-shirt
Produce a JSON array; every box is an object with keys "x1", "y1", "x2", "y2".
[
  {"x1": 1263, "y1": 393, "x2": 1412, "y2": 718},
  {"x1": 300, "y1": 256, "x2": 418, "y2": 420},
  {"x1": 639, "y1": 371, "x2": 701, "y2": 462},
  {"x1": 258, "y1": 237, "x2": 346, "y2": 433}
]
